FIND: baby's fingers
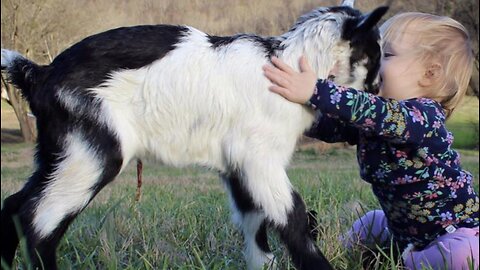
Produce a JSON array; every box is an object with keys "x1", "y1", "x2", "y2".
[
  {"x1": 263, "y1": 68, "x2": 290, "y2": 88},
  {"x1": 299, "y1": 56, "x2": 313, "y2": 73},
  {"x1": 268, "y1": 85, "x2": 291, "y2": 100},
  {"x1": 271, "y1": 57, "x2": 295, "y2": 75}
]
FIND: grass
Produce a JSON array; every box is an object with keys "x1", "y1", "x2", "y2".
[
  {"x1": 1, "y1": 96, "x2": 478, "y2": 269},
  {"x1": 1, "y1": 144, "x2": 479, "y2": 270},
  {"x1": 446, "y1": 96, "x2": 479, "y2": 149}
]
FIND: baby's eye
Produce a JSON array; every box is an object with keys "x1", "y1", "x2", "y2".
[{"x1": 383, "y1": 52, "x2": 394, "y2": 58}]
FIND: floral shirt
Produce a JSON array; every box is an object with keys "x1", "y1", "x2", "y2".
[{"x1": 307, "y1": 79, "x2": 479, "y2": 249}]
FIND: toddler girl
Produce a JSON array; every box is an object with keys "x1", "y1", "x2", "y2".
[{"x1": 263, "y1": 12, "x2": 479, "y2": 269}]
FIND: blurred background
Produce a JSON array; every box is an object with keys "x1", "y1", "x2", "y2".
[{"x1": 1, "y1": 0, "x2": 478, "y2": 149}]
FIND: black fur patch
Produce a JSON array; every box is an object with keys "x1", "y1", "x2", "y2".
[
  {"x1": 208, "y1": 34, "x2": 282, "y2": 57},
  {"x1": 342, "y1": 17, "x2": 382, "y2": 93},
  {"x1": 0, "y1": 191, "x2": 24, "y2": 266},
  {"x1": 49, "y1": 24, "x2": 189, "y2": 90},
  {"x1": 223, "y1": 173, "x2": 271, "y2": 253},
  {"x1": 275, "y1": 191, "x2": 333, "y2": 270},
  {"x1": 223, "y1": 173, "x2": 257, "y2": 213},
  {"x1": 340, "y1": 6, "x2": 388, "y2": 93},
  {"x1": 2, "y1": 57, "x2": 41, "y2": 104},
  {"x1": 255, "y1": 220, "x2": 271, "y2": 253},
  {"x1": 26, "y1": 24, "x2": 190, "y2": 130},
  {"x1": 14, "y1": 24, "x2": 190, "y2": 118}
]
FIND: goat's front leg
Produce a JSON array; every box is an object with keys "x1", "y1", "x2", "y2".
[
  {"x1": 222, "y1": 173, "x2": 276, "y2": 270},
  {"x1": 274, "y1": 191, "x2": 333, "y2": 270},
  {"x1": 240, "y1": 158, "x2": 333, "y2": 270}
]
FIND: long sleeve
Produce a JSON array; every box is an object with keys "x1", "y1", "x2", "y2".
[
  {"x1": 305, "y1": 112, "x2": 358, "y2": 145},
  {"x1": 307, "y1": 79, "x2": 445, "y2": 145}
]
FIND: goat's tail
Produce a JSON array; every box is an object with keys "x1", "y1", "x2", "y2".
[{"x1": 1, "y1": 49, "x2": 42, "y2": 104}]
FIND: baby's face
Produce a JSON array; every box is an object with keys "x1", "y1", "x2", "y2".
[{"x1": 378, "y1": 28, "x2": 427, "y2": 100}]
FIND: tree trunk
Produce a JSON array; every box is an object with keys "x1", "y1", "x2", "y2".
[{"x1": 1, "y1": 73, "x2": 37, "y2": 143}]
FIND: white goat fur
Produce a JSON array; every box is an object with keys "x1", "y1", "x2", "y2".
[
  {"x1": 1, "y1": 2, "x2": 386, "y2": 269},
  {"x1": 91, "y1": 23, "x2": 347, "y2": 226}
]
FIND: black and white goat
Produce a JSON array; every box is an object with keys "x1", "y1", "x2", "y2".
[{"x1": 1, "y1": 1, "x2": 387, "y2": 269}]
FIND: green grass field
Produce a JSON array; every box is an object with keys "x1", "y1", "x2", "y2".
[
  {"x1": 1, "y1": 144, "x2": 479, "y2": 270},
  {"x1": 446, "y1": 96, "x2": 479, "y2": 149},
  {"x1": 0, "y1": 97, "x2": 478, "y2": 269}
]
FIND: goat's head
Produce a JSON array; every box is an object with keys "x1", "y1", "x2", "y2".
[{"x1": 280, "y1": 0, "x2": 388, "y2": 94}]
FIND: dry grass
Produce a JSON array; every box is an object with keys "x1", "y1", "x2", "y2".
[
  {"x1": 1, "y1": 0, "x2": 336, "y2": 64},
  {"x1": 2, "y1": 0, "x2": 477, "y2": 104},
  {"x1": 6, "y1": 0, "x2": 474, "y2": 65}
]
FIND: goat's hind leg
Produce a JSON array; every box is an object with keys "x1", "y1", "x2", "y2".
[
  {"x1": 1, "y1": 169, "x2": 76, "y2": 270},
  {"x1": 1, "y1": 188, "x2": 28, "y2": 268},
  {"x1": 222, "y1": 173, "x2": 275, "y2": 270},
  {"x1": 1, "y1": 134, "x2": 123, "y2": 269}
]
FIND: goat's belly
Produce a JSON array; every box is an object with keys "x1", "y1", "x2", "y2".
[
  {"x1": 108, "y1": 95, "x2": 229, "y2": 170},
  {"x1": 139, "y1": 121, "x2": 227, "y2": 169},
  {"x1": 103, "y1": 94, "x2": 311, "y2": 174}
]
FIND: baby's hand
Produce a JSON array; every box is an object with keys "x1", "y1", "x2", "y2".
[{"x1": 262, "y1": 56, "x2": 317, "y2": 104}]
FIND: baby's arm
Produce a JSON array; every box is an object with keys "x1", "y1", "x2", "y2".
[
  {"x1": 306, "y1": 113, "x2": 359, "y2": 145},
  {"x1": 263, "y1": 56, "x2": 433, "y2": 145},
  {"x1": 309, "y1": 80, "x2": 437, "y2": 144}
]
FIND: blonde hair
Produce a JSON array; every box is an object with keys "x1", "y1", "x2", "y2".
[{"x1": 380, "y1": 12, "x2": 473, "y2": 118}]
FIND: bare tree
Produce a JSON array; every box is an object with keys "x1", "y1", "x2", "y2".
[
  {"x1": 1, "y1": 0, "x2": 37, "y2": 142},
  {"x1": 1, "y1": 74, "x2": 37, "y2": 142},
  {"x1": 1, "y1": 0, "x2": 74, "y2": 142}
]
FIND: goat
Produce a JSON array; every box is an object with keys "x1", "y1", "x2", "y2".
[{"x1": 1, "y1": 1, "x2": 387, "y2": 269}]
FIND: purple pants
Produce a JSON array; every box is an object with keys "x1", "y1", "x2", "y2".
[{"x1": 342, "y1": 210, "x2": 479, "y2": 270}]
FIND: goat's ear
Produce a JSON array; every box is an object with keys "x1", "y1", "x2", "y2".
[
  {"x1": 342, "y1": 6, "x2": 388, "y2": 40},
  {"x1": 356, "y1": 6, "x2": 389, "y2": 33}
]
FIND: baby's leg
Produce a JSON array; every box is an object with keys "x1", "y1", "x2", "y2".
[
  {"x1": 403, "y1": 226, "x2": 479, "y2": 270},
  {"x1": 342, "y1": 210, "x2": 396, "y2": 268},
  {"x1": 342, "y1": 209, "x2": 392, "y2": 249}
]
